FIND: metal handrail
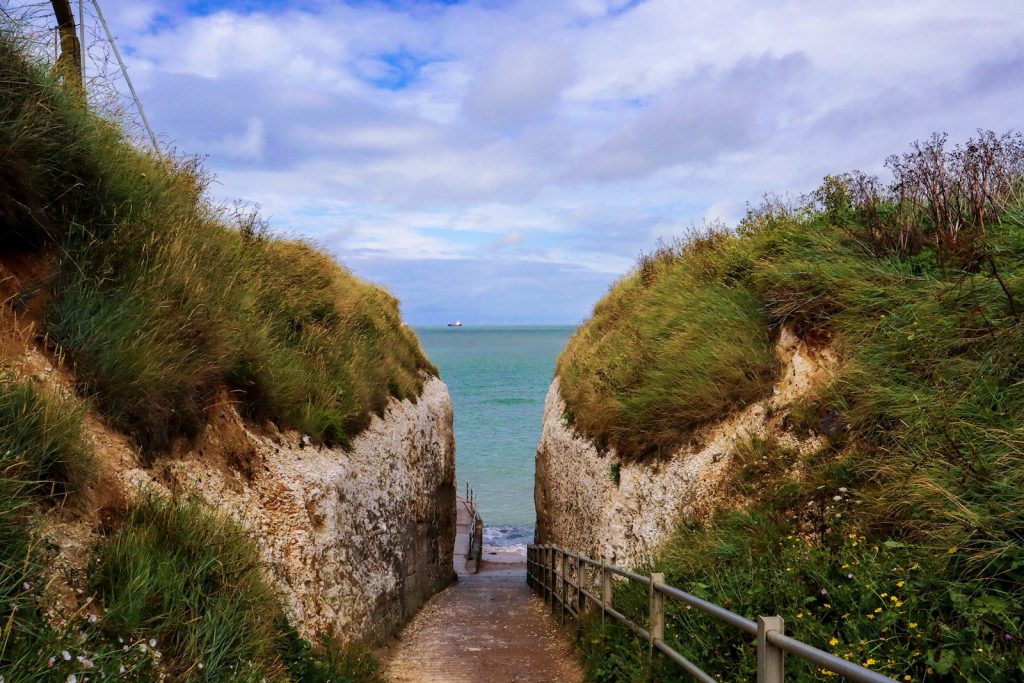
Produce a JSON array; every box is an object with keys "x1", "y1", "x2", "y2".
[{"x1": 526, "y1": 544, "x2": 898, "y2": 683}]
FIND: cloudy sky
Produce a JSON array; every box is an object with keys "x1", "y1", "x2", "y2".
[{"x1": 82, "y1": 1, "x2": 1024, "y2": 323}]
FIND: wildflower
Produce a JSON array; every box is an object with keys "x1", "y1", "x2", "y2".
[
  {"x1": 927, "y1": 667, "x2": 934, "y2": 674},
  {"x1": 88, "y1": 614, "x2": 97, "y2": 624},
  {"x1": 839, "y1": 487, "x2": 848, "y2": 492},
  {"x1": 905, "y1": 677, "x2": 912, "y2": 681},
  {"x1": 865, "y1": 658, "x2": 877, "y2": 667},
  {"x1": 875, "y1": 607, "x2": 883, "y2": 613},
  {"x1": 913, "y1": 651, "x2": 920, "y2": 656},
  {"x1": 22, "y1": 582, "x2": 30, "y2": 591},
  {"x1": 820, "y1": 588, "x2": 829, "y2": 595},
  {"x1": 829, "y1": 637, "x2": 839, "y2": 646},
  {"x1": 896, "y1": 581, "x2": 905, "y2": 588},
  {"x1": 847, "y1": 573, "x2": 854, "y2": 579},
  {"x1": 797, "y1": 612, "x2": 804, "y2": 619},
  {"x1": 824, "y1": 603, "x2": 832, "y2": 608},
  {"x1": 62, "y1": 651, "x2": 72, "y2": 661},
  {"x1": 119, "y1": 666, "x2": 126, "y2": 674},
  {"x1": 947, "y1": 546, "x2": 957, "y2": 554},
  {"x1": 894, "y1": 600, "x2": 904, "y2": 607},
  {"x1": 867, "y1": 615, "x2": 874, "y2": 620},
  {"x1": 48, "y1": 656, "x2": 56, "y2": 667},
  {"x1": 910, "y1": 562, "x2": 920, "y2": 570},
  {"x1": 67, "y1": 676, "x2": 77, "y2": 683},
  {"x1": 833, "y1": 495, "x2": 842, "y2": 502},
  {"x1": 76, "y1": 656, "x2": 95, "y2": 668},
  {"x1": 149, "y1": 639, "x2": 157, "y2": 648},
  {"x1": 881, "y1": 593, "x2": 888, "y2": 598},
  {"x1": 909, "y1": 623, "x2": 917, "y2": 629}
]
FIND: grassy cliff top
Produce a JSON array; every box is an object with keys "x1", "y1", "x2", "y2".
[
  {"x1": 563, "y1": 133, "x2": 1024, "y2": 680},
  {"x1": 0, "y1": 35, "x2": 435, "y2": 453}
]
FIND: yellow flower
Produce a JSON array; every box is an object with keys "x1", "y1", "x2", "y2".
[
  {"x1": 867, "y1": 615, "x2": 875, "y2": 620},
  {"x1": 824, "y1": 603, "x2": 832, "y2": 608},
  {"x1": 895, "y1": 600, "x2": 904, "y2": 607},
  {"x1": 842, "y1": 563, "x2": 849, "y2": 569},
  {"x1": 865, "y1": 658, "x2": 877, "y2": 667},
  {"x1": 927, "y1": 667, "x2": 934, "y2": 674},
  {"x1": 842, "y1": 613, "x2": 850, "y2": 619},
  {"x1": 912, "y1": 651, "x2": 920, "y2": 656},
  {"x1": 904, "y1": 677, "x2": 912, "y2": 681},
  {"x1": 897, "y1": 580, "x2": 905, "y2": 588},
  {"x1": 874, "y1": 607, "x2": 883, "y2": 613},
  {"x1": 909, "y1": 622, "x2": 917, "y2": 629},
  {"x1": 797, "y1": 612, "x2": 804, "y2": 619},
  {"x1": 881, "y1": 593, "x2": 888, "y2": 598},
  {"x1": 947, "y1": 546, "x2": 958, "y2": 554},
  {"x1": 829, "y1": 637, "x2": 839, "y2": 646},
  {"x1": 910, "y1": 562, "x2": 920, "y2": 570}
]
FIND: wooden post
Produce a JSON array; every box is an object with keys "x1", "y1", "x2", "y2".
[
  {"x1": 601, "y1": 562, "x2": 612, "y2": 626},
  {"x1": 649, "y1": 572, "x2": 665, "y2": 659},
  {"x1": 757, "y1": 615, "x2": 785, "y2": 683},
  {"x1": 576, "y1": 555, "x2": 585, "y2": 625},
  {"x1": 560, "y1": 550, "x2": 567, "y2": 625}
]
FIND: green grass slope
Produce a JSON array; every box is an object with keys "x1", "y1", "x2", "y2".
[
  {"x1": 563, "y1": 133, "x2": 1024, "y2": 680},
  {"x1": 0, "y1": 24, "x2": 420, "y2": 680},
  {"x1": 0, "y1": 33, "x2": 434, "y2": 454}
]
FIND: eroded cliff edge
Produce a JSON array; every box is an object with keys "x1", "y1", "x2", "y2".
[{"x1": 534, "y1": 328, "x2": 834, "y2": 568}]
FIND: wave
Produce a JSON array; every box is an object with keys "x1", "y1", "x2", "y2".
[{"x1": 482, "y1": 524, "x2": 534, "y2": 547}]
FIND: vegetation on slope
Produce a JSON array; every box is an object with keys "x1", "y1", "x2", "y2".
[
  {"x1": 0, "y1": 374, "x2": 382, "y2": 680},
  {"x1": 567, "y1": 133, "x2": 1024, "y2": 680},
  {"x1": 0, "y1": 26, "x2": 403, "y2": 680},
  {"x1": 0, "y1": 33, "x2": 434, "y2": 454}
]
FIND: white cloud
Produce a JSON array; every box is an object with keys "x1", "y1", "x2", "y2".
[{"x1": 77, "y1": 0, "x2": 1024, "y2": 323}]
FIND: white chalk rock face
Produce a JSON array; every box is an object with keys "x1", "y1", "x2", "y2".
[
  {"x1": 151, "y1": 376, "x2": 457, "y2": 641},
  {"x1": 534, "y1": 328, "x2": 834, "y2": 569}
]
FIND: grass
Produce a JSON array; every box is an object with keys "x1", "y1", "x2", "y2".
[
  {"x1": 566, "y1": 136, "x2": 1024, "y2": 680},
  {"x1": 558, "y1": 231, "x2": 778, "y2": 459},
  {"x1": 0, "y1": 32, "x2": 434, "y2": 454}
]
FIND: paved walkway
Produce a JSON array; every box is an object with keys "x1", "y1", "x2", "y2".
[{"x1": 383, "y1": 562, "x2": 585, "y2": 683}]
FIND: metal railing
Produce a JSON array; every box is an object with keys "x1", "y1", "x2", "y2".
[
  {"x1": 527, "y1": 544, "x2": 898, "y2": 683},
  {"x1": 459, "y1": 480, "x2": 482, "y2": 567}
]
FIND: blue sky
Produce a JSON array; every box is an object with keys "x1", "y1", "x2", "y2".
[{"x1": 59, "y1": 0, "x2": 1024, "y2": 323}]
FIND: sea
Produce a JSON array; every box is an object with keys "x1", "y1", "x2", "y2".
[{"x1": 416, "y1": 326, "x2": 575, "y2": 555}]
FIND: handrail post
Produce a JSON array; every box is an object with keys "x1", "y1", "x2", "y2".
[
  {"x1": 560, "y1": 550, "x2": 567, "y2": 625},
  {"x1": 547, "y1": 547, "x2": 553, "y2": 607},
  {"x1": 649, "y1": 572, "x2": 665, "y2": 660},
  {"x1": 601, "y1": 562, "x2": 612, "y2": 626},
  {"x1": 757, "y1": 615, "x2": 785, "y2": 683},
  {"x1": 576, "y1": 554, "x2": 585, "y2": 627}
]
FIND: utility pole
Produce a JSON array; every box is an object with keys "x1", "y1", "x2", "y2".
[{"x1": 48, "y1": 0, "x2": 82, "y2": 85}]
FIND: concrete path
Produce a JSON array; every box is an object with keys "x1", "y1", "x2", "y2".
[{"x1": 383, "y1": 562, "x2": 585, "y2": 683}]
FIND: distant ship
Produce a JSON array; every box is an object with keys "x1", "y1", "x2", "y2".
[{"x1": 447, "y1": 320, "x2": 464, "y2": 327}]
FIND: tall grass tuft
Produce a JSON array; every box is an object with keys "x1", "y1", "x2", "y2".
[
  {"x1": 91, "y1": 497, "x2": 287, "y2": 680},
  {"x1": 0, "y1": 373, "x2": 93, "y2": 675},
  {"x1": 558, "y1": 230, "x2": 777, "y2": 459}
]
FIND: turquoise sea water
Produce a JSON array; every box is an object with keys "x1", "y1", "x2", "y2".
[{"x1": 415, "y1": 326, "x2": 575, "y2": 544}]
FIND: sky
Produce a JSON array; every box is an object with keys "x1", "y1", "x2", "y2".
[{"x1": 66, "y1": 0, "x2": 1024, "y2": 323}]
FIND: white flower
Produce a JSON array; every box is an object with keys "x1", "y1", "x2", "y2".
[
  {"x1": 833, "y1": 495, "x2": 842, "y2": 501},
  {"x1": 119, "y1": 665, "x2": 126, "y2": 674},
  {"x1": 22, "y1": 582, "x2": 30, "y2": 591},
  {"x1": 149, "y1": 639, "x2": 157, "y2": 648},
  {"x1": 87, "y1": 614, "x2": 98, "y2": 624},
  {"x1": 62, "y1": 650, "x2": 72, "y2": 661},
  {"x1": 77, "y1": 655, "x2": 95, "y2": 668},
  {"x1": 67, "y1": 676, "x2": 77, "y2": 683}
]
